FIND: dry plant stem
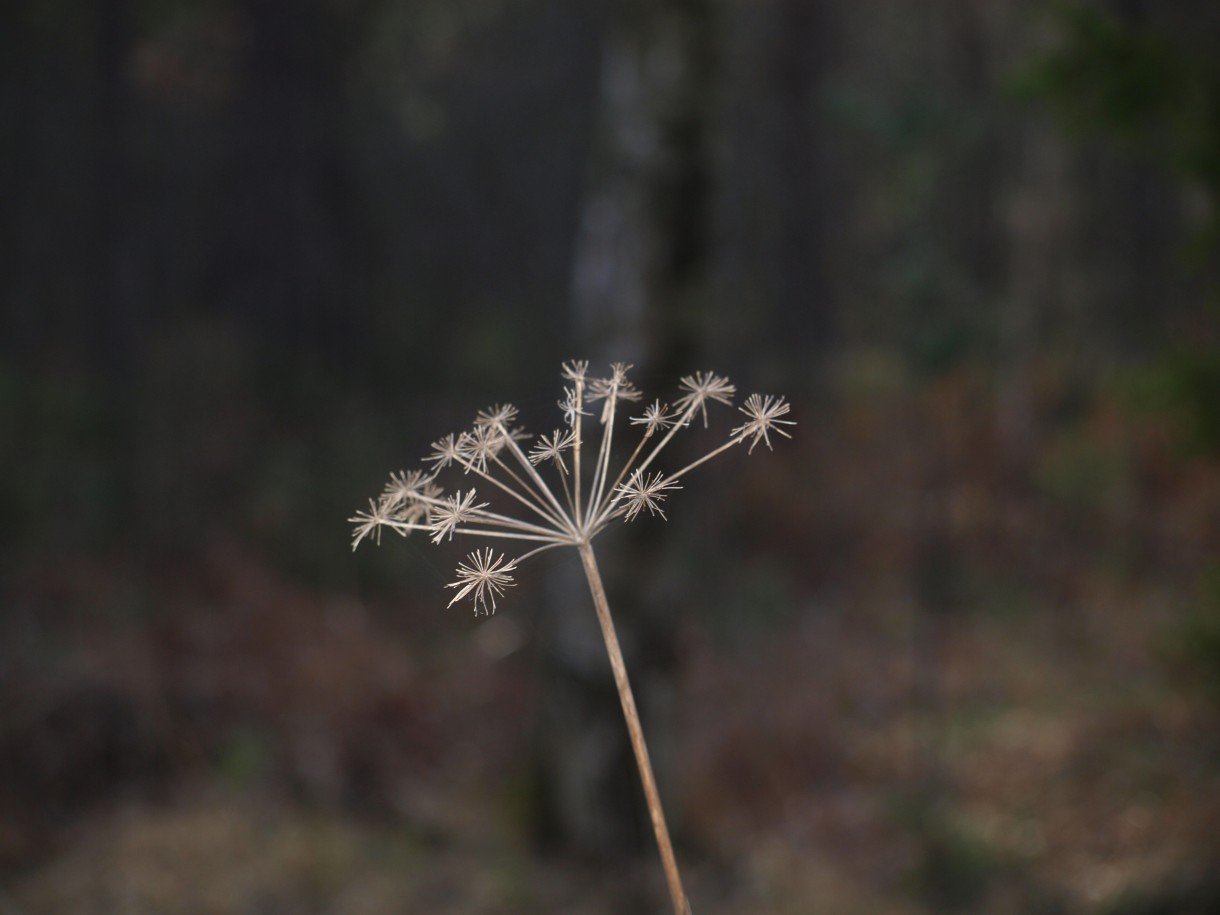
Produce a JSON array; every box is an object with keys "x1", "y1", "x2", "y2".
[
  {"x1": 352, "y1": 364, "x2": 794, "y2": 905},
  {"x1": 577, "y1": 540, "x2": 690, "y2": 915}
]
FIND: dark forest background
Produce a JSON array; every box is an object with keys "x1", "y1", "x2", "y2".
[{"x1": 2, "y1": 1, "x2": 1218, "y2": 913}]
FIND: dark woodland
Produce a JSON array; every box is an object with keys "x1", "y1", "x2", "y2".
[{"x1": 2, "y1": 0, "x2": 1219, "y2": 912}]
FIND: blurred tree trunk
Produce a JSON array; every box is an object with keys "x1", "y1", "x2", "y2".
[{"x1": 534, "y1": 0, "x2": 715, "y2": 866}]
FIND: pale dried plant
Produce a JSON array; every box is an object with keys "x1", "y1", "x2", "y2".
[{"x1": 350, "y1": 361, "x2": 794, "y2": 915}]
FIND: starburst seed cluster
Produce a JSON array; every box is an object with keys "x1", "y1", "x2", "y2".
[{"x1": 350, "y1": 362, "x2": 794, "y2": 614}]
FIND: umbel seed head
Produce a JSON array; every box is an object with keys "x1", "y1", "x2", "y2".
[{"x1": 349, "y1": 362, "x2": 794, "y2": 614}]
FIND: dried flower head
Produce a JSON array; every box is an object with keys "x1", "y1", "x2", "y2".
[
  {"x1": 675, "y1": 371, "x2": 737, "y2": 427},
  {"x1": 349, "y1": 498, "x2": 390, "y2": 549},
  {"x1": 475, "y1": 403, "x2": 519, "y2": 429},
  {"x1": 460, "y1": 424, "x2": 511, "y2": 472},
  {"x1": 426, "y1": 433, "x2": 464, "y2": 470},
  {"x1": 351, "y1": 361, "x2": 792, "y2": 613},
  {"x1": 561, "y1": 359, "x2": 590, "y2": 382},
  {"x1": 381, "y1": 469, "x2": 433, "y2": 509},
  {"x1": 731, "y1": 393, "x2": 796, "y2": 453},
  {"x1": 616, "y1": 470, "x2": 682, "y2": 521},
  {"x1": 429, "y1": 489, "x2": 489, "y2": 543},
  {"x1": 631, "y1": 400, "x2": 682, "y2": 435},
  {"x1": 445, "y1": 548, "x2": 517, "y2": 615},
  {"x1": 558, "y1": 386, "x2": 589, "y2": 427},
  {"x1": 529, "y1": 429, "x2": 577, "y2": 472}
]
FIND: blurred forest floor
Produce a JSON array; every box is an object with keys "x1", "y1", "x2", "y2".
[{"x1": 3, "y1": 357, "x2": 1219, "y2": 915}]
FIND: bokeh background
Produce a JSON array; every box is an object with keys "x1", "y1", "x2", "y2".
[{"x1": 3, "y1": 1, "x2": 1219, "y2": 913}]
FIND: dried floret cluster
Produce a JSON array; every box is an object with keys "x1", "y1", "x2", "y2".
[{"x1": 350, "y1": 361, "x2": 794, "y2": 614}]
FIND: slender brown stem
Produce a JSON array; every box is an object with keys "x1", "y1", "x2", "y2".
[{"x1": 577, "y1": 541, "x2": 690, "y2": 915}]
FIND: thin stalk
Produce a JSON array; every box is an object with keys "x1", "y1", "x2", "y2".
[
  {"x1": 448, "y1": 528, "x2": 566, "y2": 543},
  {"x1": 512, "y1": 540, "x2": 566, "y2": 564},
  {"x1": 495, "y1": 426, "x2": 576, "y2": 532},
  {"x1": 458, "y1": 456, "x2": 571, "y2": 533},
  {"x1": 413, "y1": 491, "x2": 563, "y2": 538},
  {"x1": 629, "y1": 401, "x2": 700, "y2": 482},
  {"x1": 586, "y1": 395, "x2": 620, "y2": 528},
  {"x1": 593, "y1": 434, "x2": 739, "y2": 530},
  {"x1": 380, "y1": 517, "x2": 560, "y2": 540},
  {"x1": 587, "y1": 430, "x2": 657, "y2": 532},
  {"x1": 665, "y1": 436, "x2": 741, "y2": 484},
  {"x1": 549, "y1": 458, "x2": 576, "y2": 518},
  {"x1": 601, "y1": 429, "x2": 653, "y2": 516},
  {"x1": 489, "y1": 451, "x2": 572, "y2": 533},
  {"x1": 584, "y1": 427, "x2": 607, "y2": 527},
  {"x1": 577, "y1": 541, "x2": 690, "y2": 915},
  {"x1": 573, "y1": 380, "x2": 586, "y2": 522}
]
